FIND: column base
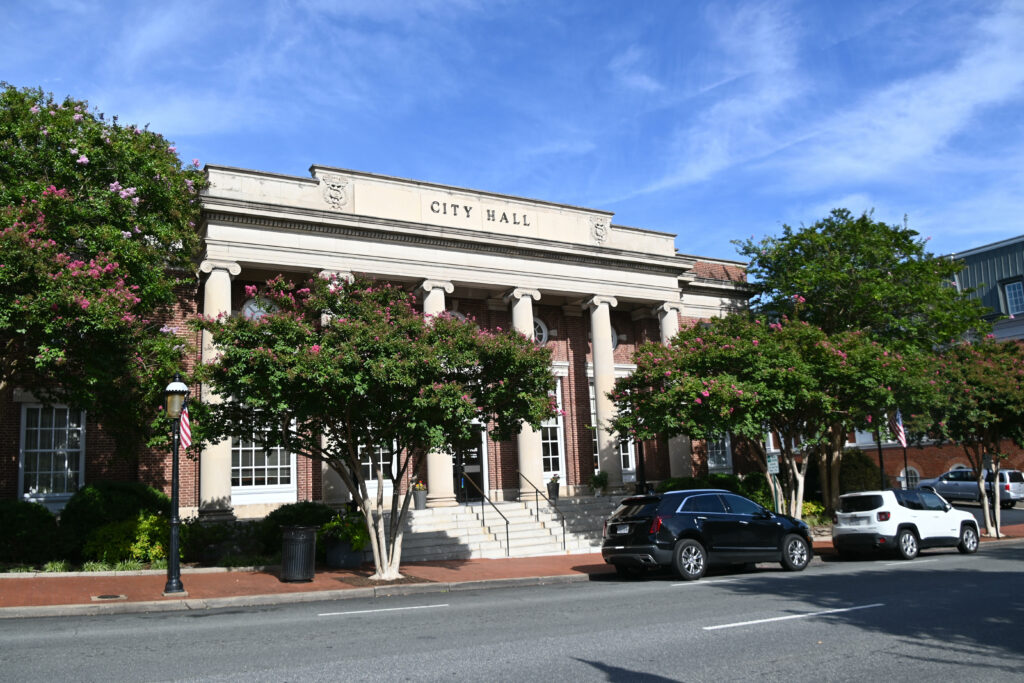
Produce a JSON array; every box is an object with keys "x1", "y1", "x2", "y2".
[
  {"x1": 198, "y1": 507, "x2": 236, "y2": 523},
  {"x1": 426, "y1": 494, "x2": 459, "y2": 508}
]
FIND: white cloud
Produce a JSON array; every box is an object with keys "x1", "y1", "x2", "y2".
[
  {"x1": 769, "y1": 2, "x2": 1024, "y2": 189},
  {"x1": 608, "y1": 46, "x2": 664, "y2": 93}
]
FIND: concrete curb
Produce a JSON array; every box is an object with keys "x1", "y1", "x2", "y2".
[{"x1": 0, "y1": 573, "x2": 593, "y2": 620}]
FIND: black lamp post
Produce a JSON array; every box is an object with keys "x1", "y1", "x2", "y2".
[{"x1": 164, "y1": 373, "x2": 189, "y2": 595}]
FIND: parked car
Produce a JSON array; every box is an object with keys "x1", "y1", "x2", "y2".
[
  {"x1": 984, "y1": 469, "x2": 1024, "y2": 508},
  {"x1": 919, "y1": 468, "x2": 1024, "y2": 508},
  {"x1": 601, "y1": 489, "x2": 814, "y2": 581},
  {"x1": 917, "y1": 469, "x2": 977, "y2": 502},
  {"x1": 832, "y1": 488, "x2": 979, "y2": 560}
]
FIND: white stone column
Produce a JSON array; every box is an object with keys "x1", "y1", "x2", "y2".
[
  {"x1": 586, "y1": 295, "x2": 622, "y2": 489},
  {"x1": 198, "y1": 259, "x2": 241, "y2": 520},
  {"x1": 505, "y1": 288, "x2": 546, "y2": 496},
  {"x1": 319, "y1": 270, "x2": 354, "y2": 506},
  {"x1": 656, "y1": 301, "x2": 684, "y2": 345},
  {"x1": 417, "y1": 279, "x2": 458, "y2": 508}
]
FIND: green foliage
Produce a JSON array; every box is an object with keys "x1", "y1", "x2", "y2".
[
  {"x1": 0, "y1": 84, "x2": 206, "y2": 456},
  {"x1": 258, "y1": 502, "x2": 336, "y2": 555},
  {"x1": 840, "y1": 449, "x2": 887, "y2": 493},
  {"x1": 802, "y1": 500, "x2": 826, "y2": 523},
  {"x1": 81, "y1": 511, "x2": 170, "y2": 564},
  {"x1": 707, "y1": 473, "x2": 742, "y2": 493},
  {"x1": 59, "y1": 481, "x2": 170, "y2": 560},
  {"x1": 42, "y1": 559, "x2": 69, "y2": 573},
  {"x1": 319, "y1": 512, "x2": 371, "y2": 551},
  {"x1": 738, "y1": 472, "x2": 773, "y2": 509},
  {"x1": 591, "y1": 470, "x2": 609, "y2": 492},
  {"x1": 81, "y1": 561, "x2": 111, "y2": 572},
  {"x1": 0, "y1": 500, "x2": 59, "y2": 564},
  {"x1": 733, "y1": 208, "x2": 989, "y2": 350}
]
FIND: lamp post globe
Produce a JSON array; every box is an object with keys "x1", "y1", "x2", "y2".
[{"x1": 163, "y1": 373, "x2": 188, "y2": 595}]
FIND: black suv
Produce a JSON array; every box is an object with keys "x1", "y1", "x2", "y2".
[{"x1": 601, "y1": 489, "x2": 814, "y2": 581}]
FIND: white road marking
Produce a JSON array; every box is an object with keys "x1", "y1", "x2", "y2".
[
  {"x1": 670, "y1": 579, "x2": 739, "y2": 587},
  {"x1": 703, "y1": 603, "x2": 884, "y2": 631},
  {"x1": 882, "y1": 559, "x2": 937, "y2": 566},
  {"x1": 318, "y1": 604, "x2": 450, "y2": 617}
]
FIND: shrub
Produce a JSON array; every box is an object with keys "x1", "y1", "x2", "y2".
[
  {"x1": 81, "y1": 560, "x2": 111, "y2": 572},
  {"x1": 739, "y1": 472, "x2": 773, "y2": 509},
  {"x1": 258, "y1": 502, "x2": 336, "y2": 555},
  {"x1": 59, "y1": 481, "x2": 170, "y2": 560},
  {"x1": 591, "y1": 471, "x2": 609, "y2": 493},
  {"x1": 43, "y1": 560, "x2": 69, "y2": 573},
  {"x1": 802, "y1": 500, "x2": 827, "y2": 524},
  {"x1": 707, "y1": 473, "x2": 742, "y2": 493},
  {"x1": 656, "y1": 476, "x2": 704, "y2": 492},
  {"x1": 82, "y1": 511, "x2": 171, "y2": 564},
  {"x1": 840, "y1": 448, "x2": 889, "y2": 493},
  {"x1": 319, "y1": 512, "x2": 370, "y2": 551},
  {"x1": 0, "y1": 500, "x2": 59, "y2": 564}
]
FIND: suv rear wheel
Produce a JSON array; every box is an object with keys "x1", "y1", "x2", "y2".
[
  {"x1": 896, "y1": 528, "x2": 919, "y2": 560},
  {"x1": 957, "y1": 524, "x2": 979, "y2": 554},
  {"x1": 780, "y1": 534, "x2": 811, "y2": 571},
  {"x1": 673, "y1": 539, "x2": 707, "y2": 581}
]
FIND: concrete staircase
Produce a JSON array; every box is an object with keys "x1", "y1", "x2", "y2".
[{"x1": 395, "y1": 495, "x2": 621, "y2": 562}]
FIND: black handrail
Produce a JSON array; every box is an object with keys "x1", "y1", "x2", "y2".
[
  {"x1": 459, "y1": 474, "x2": 510, "y2": 557},
  {"x1": 519, "y1": 474, "x2": 566, "y2": 551}
]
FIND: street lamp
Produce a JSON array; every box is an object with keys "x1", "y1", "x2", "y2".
[{"x1": 164, "y1": 373, "x2": 189, "y2": 595}]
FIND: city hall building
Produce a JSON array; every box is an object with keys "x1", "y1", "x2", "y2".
[{"x1": 5, "y1": 163, "x2": 752, "y2": 518}]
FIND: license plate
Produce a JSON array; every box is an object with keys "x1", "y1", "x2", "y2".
[{"x1": 615, "y1": 524, "x2": 630, "y2": 534}]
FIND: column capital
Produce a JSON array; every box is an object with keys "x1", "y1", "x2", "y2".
[
  {"x1": 199, "y1": 260, "x2": 241, "y2": 277},
  {"x1": 318, "y1": 269, "x2": 354, "y2": 284},
  {"x1": 417, "y1": 279, "x2": 454, "y2": 295},
  {"x1": 504, "y1": 288, "x2": 541, "y2": 303},
  {"x1": 655, "y1": 301, "x2": 685, "y2": 316},
  {"x1": 583, "y1": 295, "x2": 618, "y2": 311}
]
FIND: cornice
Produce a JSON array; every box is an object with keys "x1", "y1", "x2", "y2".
[{"x1": 202, "y1": 199, "x2": 690, "y2": 277}]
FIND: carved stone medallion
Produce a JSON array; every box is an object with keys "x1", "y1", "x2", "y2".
[{"x1": 320, "y1": 173, "x2": 349, "y2": 210}]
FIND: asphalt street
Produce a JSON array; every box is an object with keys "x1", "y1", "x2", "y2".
[{"x1": 1, "y1": 541, "x2": 1021, "y2": 682}]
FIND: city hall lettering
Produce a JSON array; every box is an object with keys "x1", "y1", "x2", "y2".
[{"x1": 430, "y1": 199, "x2": 531, "y2": 226}]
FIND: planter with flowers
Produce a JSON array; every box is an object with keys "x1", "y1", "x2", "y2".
[
  {"x1": 319, "y1": 511, "x2": 370, "y2": 569},
  {"x1": 412, "y1": 480, "x2": 428, "y2": 510},
  {"x1": 547, "y1": 474, "x2": 560, "y2": 501}
]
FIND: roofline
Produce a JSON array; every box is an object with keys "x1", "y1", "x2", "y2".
[{"x1": 944, "y1": 233, "x2": 1024, "y2": 259}]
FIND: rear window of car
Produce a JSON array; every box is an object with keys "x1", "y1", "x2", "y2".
[
  {"x1": 1007, "y1": 471, "x2": 1024, "y2": 484},
  {"x1": 840, "y1": 494, "x2": 884, "y2": 512},
  {"x1": 610, "y1": 497, "x2": 661, "y2": 520}
]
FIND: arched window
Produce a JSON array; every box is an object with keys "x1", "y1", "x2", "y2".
[
  {"x1": 900, "y1": 467, "x2": 920, "y2": 489},
  {"x1": 534, "y1": 318, "x2": 549, "y2": 344}
]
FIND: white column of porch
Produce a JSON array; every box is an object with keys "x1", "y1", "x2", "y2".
[
  {"x1": 505, "y1": 288, "x2": 547, "y2": 498},
  {"x1": 198, "y1": 259, "x2": 241, "y2": 520},
  {"x1": 586, "y1": 295, "x2": 623, "y2": 489},
  {"x1": 419, "y1": 279, "x2": 459, "y2": 508}
]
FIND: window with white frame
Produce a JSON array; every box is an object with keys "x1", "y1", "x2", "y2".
[
  {"x1": 900, "y1": 466, "x2": 920, "y2": 489},
  {"x1": 1006, "y1": 281, "x2": 1024, "y2": 316},
  {"x1": 534, "y1": 318, "x2": 549, "y2": 345},
  {"x1": 707, "y1": 434, "x2": 733, "y2": 473},
  {"x1": 20, "y1": 404, "x2": 85, "y2": 505},
  {"x1": 231, "y1": 433, "x2": 294, "y2": 488},
  {"x1": 359, "y1": 442, "x2": 395, "y2": 483},
  {"x1": 540, "y1": 381, "x2": 564, "y2": 475}
]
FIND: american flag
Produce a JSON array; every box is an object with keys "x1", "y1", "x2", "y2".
[
  {"x1": 179, "y1": 404, "x2": 192, "y2": 449},
  {"x1": 888, "y1": 409, "x2": 907, "y2": 448}
]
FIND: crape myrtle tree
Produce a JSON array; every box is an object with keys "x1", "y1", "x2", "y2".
[
  {"x1": 920, "y1": 339, "x2": 1024, "y2": 535},
  {"x1": 194, "y1": 274, "x2": 557, "y2": 580},
  {"x1": 612, "y1": 314, "x2": 913, "y2": 517},
  {"x1": 732, "y1": 209, "x2": 985, "y2": 505},
  {"x1": 0, "y1": 84, "x2": 205, "y2": 456}
]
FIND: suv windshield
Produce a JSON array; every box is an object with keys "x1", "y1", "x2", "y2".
[{"x1": 840, "y1": 494, "x2": 884, "y2": 512}]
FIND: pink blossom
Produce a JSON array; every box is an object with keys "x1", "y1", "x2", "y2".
[
  {"x1": 701, "y1": 390, "x2": 709, "y2": 397},
  {"x1": 752, "y1": 339, "x2": 759, "y2": 346},
  {"x1": 192, "y1": 158, "x2": 200, "y2": 167},
  {"x1": 310, "y1": 345, "x2": 321, "y2": 354},
  {"x1": 76, "y1": 155, "x2": 89, "y2": 165},
  {"x1": 167, "y1": 146, "x2": 176, "y2": 153},
  {"x1": 695, "y1": 397, "x2": 702, "y2": 404},
  {"x1": 73, "y1": 113, "x2": 83, "y2": 121},
  {"x1": 30, "y1": 105, "x2": 40, "y2": 114}
]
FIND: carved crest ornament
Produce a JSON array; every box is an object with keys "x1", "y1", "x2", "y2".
[
  {"x1": 591, "y1": 218, "x2": 609, "y2": 245},
  {"x1": 320, "y1": 173, "x2": 349, "y2": 209}
]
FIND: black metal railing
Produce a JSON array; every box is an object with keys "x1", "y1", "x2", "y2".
[
  {"x1": 519, "y1": 474, "x2": 566, "y2": 551},
  {"x1": 459, "y1": 474, "x2": 511, "y2": 557}
]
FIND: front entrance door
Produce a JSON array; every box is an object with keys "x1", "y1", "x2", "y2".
[{"x1": 453, "y1": 427, "x2": 485, "y2": 503}]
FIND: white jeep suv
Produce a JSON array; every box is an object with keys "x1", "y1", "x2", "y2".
[{"x1": 832, "y1": 488, "x2": 980, "y2": 560}]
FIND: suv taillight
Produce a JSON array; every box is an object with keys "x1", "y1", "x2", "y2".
[
  {"x1": 1005, "y1": 483, "x2": 1011, "y2": 492},
  {"x1": 649, "y1": 516, "x2": 663, "y2": 534},
  {"x1": 877, "y1": 511, "x2": 890, "y2": 522}
]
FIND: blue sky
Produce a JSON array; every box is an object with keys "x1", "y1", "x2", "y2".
[{"x1": 4, "y1": 0, "x2": 1023, "y2": 262}]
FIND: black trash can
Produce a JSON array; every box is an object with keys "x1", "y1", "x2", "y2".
[{"x1": 280, "y1": 525, "x2": 317, "y2": 582}]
